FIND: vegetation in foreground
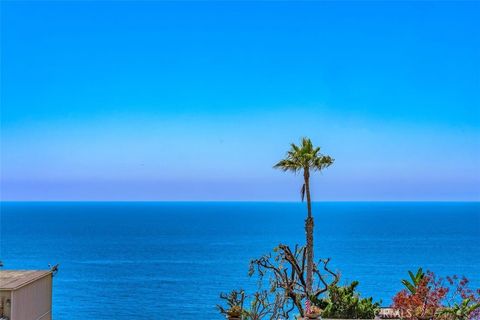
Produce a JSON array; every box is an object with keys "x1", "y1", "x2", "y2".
[
  {"x1": 217, "y1": 138, "x2": 479, "y2": 320},
  {"x1": 217, "y1": 263, "x2": 480, "y2": 320},
  {"x1": 392, "y1": 268, "x2": 480, "y2": 320},
  {"x1": 217, "y1": 244, "x2": 380, "y2": 319}
]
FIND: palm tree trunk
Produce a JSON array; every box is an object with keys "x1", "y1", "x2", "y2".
[{"x1": 304, "y1": 169, "x2": 314, "y2": 295}]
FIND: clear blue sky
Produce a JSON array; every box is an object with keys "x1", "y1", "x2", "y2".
[{"x1": 1, "y1": 1, "x2": 479, "y2": 201}]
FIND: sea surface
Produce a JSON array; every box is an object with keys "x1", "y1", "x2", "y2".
[{"x1": 1, "y1": 202, "x2": 479, "y2": 319}]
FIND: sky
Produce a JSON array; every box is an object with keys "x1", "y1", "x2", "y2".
[{"x1": 1, "y1": 1, "x2": 479, "y2": 201}]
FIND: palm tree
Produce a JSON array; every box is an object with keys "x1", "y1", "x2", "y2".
[{"x1": 274, "y1": 137, "x2": 334, "y2": 295}]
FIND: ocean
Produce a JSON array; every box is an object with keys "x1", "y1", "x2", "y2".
[{"x1": 1, "y1": 202, "x2": 479, "y2": 319}]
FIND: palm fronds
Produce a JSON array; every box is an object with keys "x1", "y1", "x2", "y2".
[{"x1": 273, "y1": 137, "x2": 334, "y2": 174}]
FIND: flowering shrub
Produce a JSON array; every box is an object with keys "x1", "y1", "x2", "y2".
[
  {"x1": 445, "y1": 275, "x2": 480, "y2": 305},
  {"x1": 393, "y1": 270, "x2": 448, "y2": 319},
  {"x1": 440, "y1": 275, "x2": 480, "y2": 320},
  {"x1": 393, "y1": 270, "x2": 480, "y2": 320}
]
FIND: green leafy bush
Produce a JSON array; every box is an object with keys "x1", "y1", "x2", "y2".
[
  {"x1": 439, "y1": 298, "x2": 480, "y2": 320},
  {"x1": 311, "y1": 281, "x2": 381, "y2": 319}
]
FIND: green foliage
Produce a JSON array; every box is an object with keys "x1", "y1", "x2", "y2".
[
  {"x1": 401, "y1": 268, "x2": 425, "y2": 294},
  {"x1": 311, "y1": 281, "x2": 381, "y2": 319},
  {"x1": 273, "y1": 137, "x2": 334, "y2": 175},
  {"x1": 438, "y1": 298, "x2": 480, "y2": 320}
]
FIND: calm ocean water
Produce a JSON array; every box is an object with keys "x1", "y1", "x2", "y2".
[{"x1": 1, "y1": 202, "x2": 479, "y2": 319}]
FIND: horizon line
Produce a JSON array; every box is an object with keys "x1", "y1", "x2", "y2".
[{"x1": 1, "y1": 200, "x2": 479, "y2": 203}]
